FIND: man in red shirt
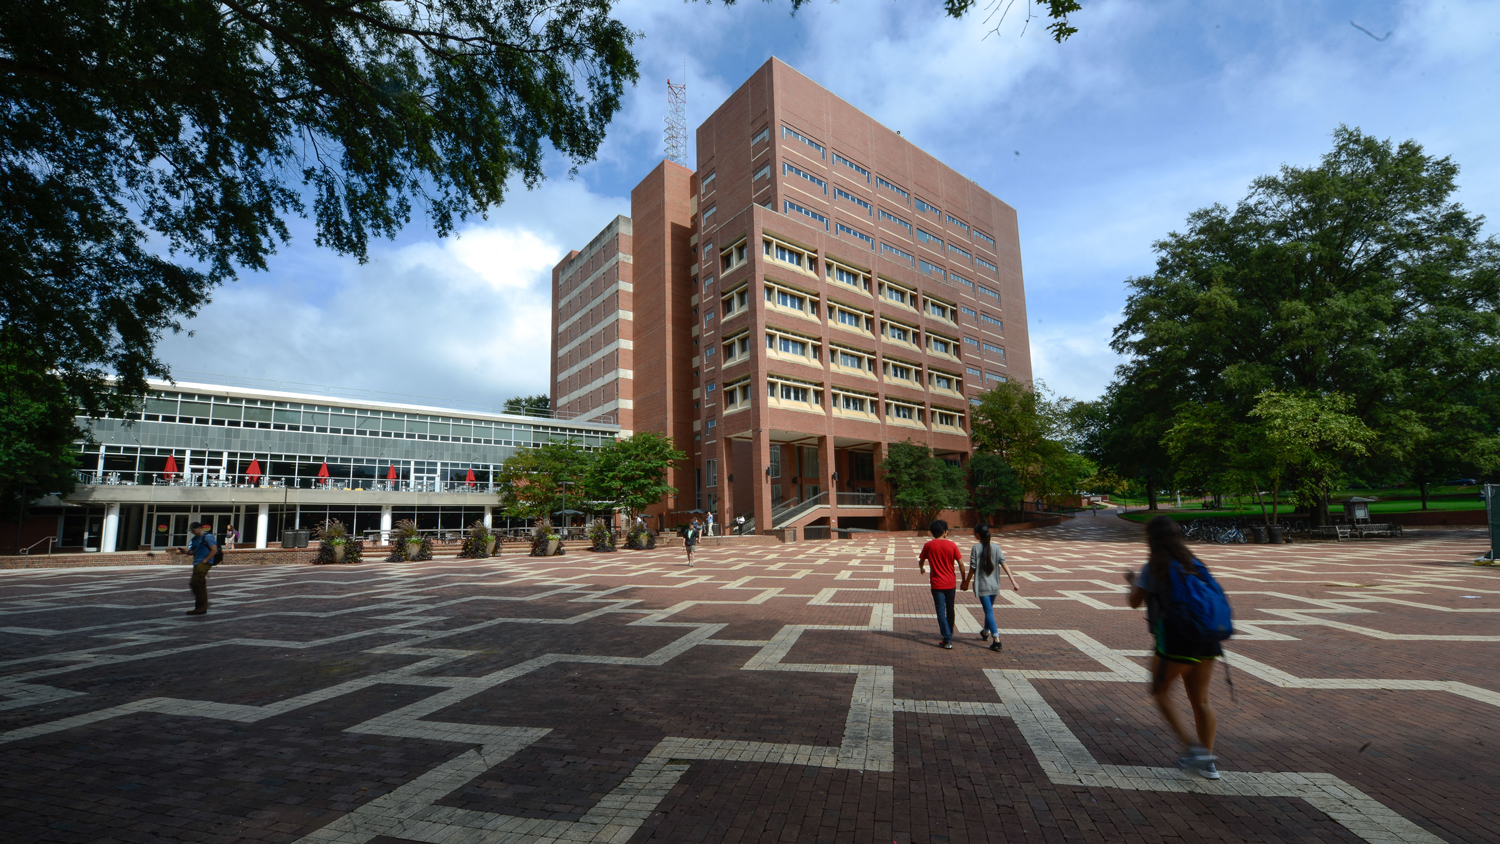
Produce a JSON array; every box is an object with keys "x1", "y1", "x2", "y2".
[{"x1": 918, "y1": 519, "x2": 965, "y2": 649}]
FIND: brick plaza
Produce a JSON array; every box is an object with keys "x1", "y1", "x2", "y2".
[{"x1": 1, "y1": 518, "x2": 1496, "y2": 843}]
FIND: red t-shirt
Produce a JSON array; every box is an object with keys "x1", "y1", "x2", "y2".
[{"x1": 919, "y1": 538, "x2": 962, "y2": 590}]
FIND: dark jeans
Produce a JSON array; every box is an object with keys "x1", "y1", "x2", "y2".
[
  {"x1": 931, "y1": 588, "x2": 956, "y2": 641},
  {"x1": 189, "y1": 562, "x2": 211, "y2": 610}
]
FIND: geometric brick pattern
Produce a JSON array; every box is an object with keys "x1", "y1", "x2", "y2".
[{"x1": 1, "y1": 517, "x2": 1495, "y2": 843}]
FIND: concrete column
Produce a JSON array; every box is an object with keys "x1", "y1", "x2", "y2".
[
  {"x1": 255, "y1": 503, "x2": 270, "y2": 549},
  {"x1": 719, "y1": 439, "x2": 735, "y2": 533},
  {"x1": 818, "y1": 434, "x2": 837, "y2": 529},
  {"x1": 381, "y1": 505, "x2": 394, "y2": 543},
  {"x1": 100, "y1": 503, "x2": 121, "y2": 553},
  {"x1": 871, "y1": 441, "x2": 890, "y2": 531},
  {"x1": 750, "y1": 427, "x2": 773, "y2": 534},
  {"x1": 184, "y1": 449, "x2": 192, "y2": 486},
  {"x1": 482, "y1": 505, "x2": 492, "y2": 530}
]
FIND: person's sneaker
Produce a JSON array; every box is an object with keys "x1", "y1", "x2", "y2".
[
  {"x1": 989, "y1": 641, "x2": 1003, "y2": 652},
  {"x1": 1178, "y1": 747, "x2": 1220, "y2": 780},
  {"x1": 979, "y1": 629, "x2": 990, "y2": 641},
  {"x1": 185, "y1": 609, "x2": 207, "y2": 616},
  {"x1": 941, "y1": 640, "x2": 953, "y2": 649}
]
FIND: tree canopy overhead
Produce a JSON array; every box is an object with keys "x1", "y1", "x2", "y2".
[{"x1": 1, "y1": 0, "x2": 638, "y2": 415}]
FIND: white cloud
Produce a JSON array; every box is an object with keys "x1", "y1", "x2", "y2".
[{"x1": 1029, "y1": 310, "x2": 1125, "y2": 402}]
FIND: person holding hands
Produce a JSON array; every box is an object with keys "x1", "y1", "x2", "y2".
[{"x1": 961, "y1": 523, "x2": 1020, "y2": 651}]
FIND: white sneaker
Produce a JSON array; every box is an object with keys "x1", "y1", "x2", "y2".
[{"x1": 1178, "y1": 747, "x2": 1220, "y2": 780}]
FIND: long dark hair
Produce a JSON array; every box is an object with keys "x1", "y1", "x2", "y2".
[
  {"x1": 975, "y1": 523, "x2": 995, "y2": 576},
  {"x1": 1146, "y1": 516, "x2": 1195, "y2": 585}
]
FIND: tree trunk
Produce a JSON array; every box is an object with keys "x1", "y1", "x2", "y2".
[
  {"x1": 1270, "y1": 484, "x2": 1280, "y2": 526},
  {"x1": 1146, "y1": 486, "x2": 1158, "y2": 511},
  {"x1": 1419, "y1": 481, "x2": 1429, "y2": 511}
]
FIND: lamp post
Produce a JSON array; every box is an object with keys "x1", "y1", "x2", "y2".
[{"x1": 560, "y1": 480, "x2": 574, "y2": 538}]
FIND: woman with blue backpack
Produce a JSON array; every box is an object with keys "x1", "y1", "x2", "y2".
[{"x1": 1125, "y1": 516, "x2": 1235, "y2": 780}]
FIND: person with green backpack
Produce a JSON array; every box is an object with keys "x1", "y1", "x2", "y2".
[{"x1": 1125, "y1": 516, "x2": 1235, "y2": 780}]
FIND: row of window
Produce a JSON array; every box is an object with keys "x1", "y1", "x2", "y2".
[
  {"x1": 718, "y1": 372, "x2": 966, "y2": 430},
  {"x1": 719, "y1": 323, "x2": 976, "y2": 394},
  {"x1": 761, "y1": 123, "x2": 998, "y2": 254}
]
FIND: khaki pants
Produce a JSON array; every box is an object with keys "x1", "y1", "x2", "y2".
[{"x1": 189, "y1": 563, "x2": 211, "y2": 610}]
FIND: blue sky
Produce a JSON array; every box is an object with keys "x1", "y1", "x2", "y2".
[{"x1": 158, "y1": 0, "x2": 1500, "y2": 407}]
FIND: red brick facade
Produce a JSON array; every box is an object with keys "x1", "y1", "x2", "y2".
[{"x1": 550, "y1": 59, "x2": 1032, "y2": 534}]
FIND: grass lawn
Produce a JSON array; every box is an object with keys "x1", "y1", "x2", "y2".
[{"x1": 1114, "y1": 485, "x2": 1483, "y2": 523}]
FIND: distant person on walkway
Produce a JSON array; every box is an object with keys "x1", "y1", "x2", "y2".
[
  {"x1": 223, "y1": 524, "x2": 239, "y2": 551},
  {"x1": 684, "y1": 520, "x2": 700, "y2": 567},
  {"x1": 706, "y1": 512, "x2": 715, "y2": 537},
  {"x1": 918, "y1": 519, "x2": 964, "y2": 649},
  {"x1": 175, "y1": 522, "x2": 219, "y2": 615},
  {"x1": 1125, "y1": 516, "x2": 1231, "y2": 780},
  {"x1": 736, "y1": 514, "x2": 746, "y2": 535},
  {"x1": 964, "y1": 523, "x2": 1020, "y2": 651}
]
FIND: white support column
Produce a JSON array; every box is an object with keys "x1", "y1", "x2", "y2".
[
  {"x1": 256, "y1": 503, "x2": 270, "y2": 549},
  {"x1": 100, "y1": 503, "x2": 121, "y2": 553},
  {"x1": 184, "y1": 449, "x2": 192, "y2": 486},
  {"x1": 380, "y1": 505, "x2": 393, "y2": 543},
  {"x1": 482, "y1": 505, "x2": 493, "y2": 530}
]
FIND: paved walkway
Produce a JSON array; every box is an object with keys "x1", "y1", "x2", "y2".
[{"x1": 1, "y1": 518, "x2": 1495, "y2": 843}]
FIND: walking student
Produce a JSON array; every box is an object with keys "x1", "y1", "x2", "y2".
[
  {"x1": 684, "y1": 520, "x2": 700, "y2": 567},
  {"x1": 176, "y1": 522, "x2": 220, "y2": 615},
  {"x1": 1125, "y1": 516, "x2": 1235, "y2": 780},
  {"x1": 918, "y1": 519, "x2": 964, "y2": 649},
  {"x1": 963, "y1": 523, "x2": 1020, "y2": 651}
]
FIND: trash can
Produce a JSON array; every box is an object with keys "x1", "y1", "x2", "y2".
[
  {"x1": 1268, "y1": 525, "x2": 1284, "y2": 544},
  {"x1": 294, "y1": 529, "x2": 311, "y2": 548},
  {"x1": 1251, "y1": 525, "x2": 1268, "y2": 544},
  {"x1": 281, "y1": 529, "x2": 296, "y2": 548}
]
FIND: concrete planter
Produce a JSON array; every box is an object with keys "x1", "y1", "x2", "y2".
[
  {"x1": 484, "y1": 537, "x2": 497, "y2": 556},
  {"x1": 332, "y1": 544, "x2": 346, "y2": 563},
  {"x1": 405, "y1": 540, "x2": 423, "y2": 560},
  {"x1": 546, "y1": 538, "x2": 561, "y2": 556}
]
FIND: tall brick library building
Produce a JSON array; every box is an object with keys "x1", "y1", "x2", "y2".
[{"x1": 551, "y1": 58, "x2": 1031, "y2": 535}]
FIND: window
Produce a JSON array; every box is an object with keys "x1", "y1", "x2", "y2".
[
  {"x1": 702, "y1": 205, "x2": 716, "y2": 225},
  {"x1": 927, "y1": 299, "x2": 954, "y2": 321},
  {"x1": 985, "y1": 371, "x2": 1007, "y2": 383},
  {"x1": 880, "y1": 242, "x2": 914, "y2": 266},
  {"x1": 983, "y1": 342, "x2": 1006, "y2": 358},
  {"x1": 974, "y1": 229, "x2": 997, "y2": 249},
  {"x1": 832, "y1": 152, "x2": 870, "y2": 182},
  {"x1": 836, "y1": 222, "x2": 875, "y2": 249},
  {"x1": 722, "y1": 285, "x2": 750, "y2": 315},
  {"x1": 764, "y1": 237, "x2": 814, "y2": 271},
  {"x1": 724, "y1": 377, "x2": 752, "y2": 410},
  {"x1": 784, "y1": 199, "x2": 829, "y2": 230},
  {"x1": 882, "y1": 359, "x2": 916, "y2": 383},
  {"x1": 975, "y1": 255, "x2": 998, "y2": 273},
  {"x1": 831, "y1": 344, "x2": 875, "y2": 374},
  {"x1": 915, "y1": 197, "x2": 940, "y2": 218},
  {"x1": 876, "y1": 176, "x2": 910, "y2": 204},
  {"x1": 916, "y1": 228, "x2": 943, "y2": 249},
  {"x1": 826, "y1": 261, "x2": 872, "y2": 293},
  {"x1": 720, "y1": 239, "x2": 748, "y2": 273},
  {"x1": 979, "y1": 313, "x2": 1003, "y2": 330},
  {"x1": 948, "y1": 243, "x2": 972, "y2": 263},
  {"x1": 884, "y1": 322, "x2": 910, "y2": 343},
  {"x1": 838, "y1": 393, "x2": 869, "y2": 413},
  {"x1": 769, "y1": 444, "x2": 781, "y2": 477},
  {"x1": 705, "y1": 344, "x2": 716, "y2": 357},
  {"x1": 703, "y1": 309, "x2": 715, "y2": 324},
  {"x1": 952, "y1": 272, "x2": 973, "y2": 292},
  {"x1": 784, "y1": 162, "x2": 828, "y2": 194},
  {"x1": 918, "y1": 259, "x2": 946, "y2": 280},
  {"x1": 978, "y1": 285, "x2": 1001, "y2": 303},
  {"x1": 880, "y1": 280, "x2": 915, "y2": 307},
  {"x1": 829, "y1": 302, "x2": 875, "y2": 335},
  {"x1": 752, "y1": 126, "x2": 770, "y2": 145},
  {"x1": 707, "y1": 458, "x2": 718, "y2": 486},
  {"x1": 707, "y1": 418, "x2": 717, "y2": 433},
  {"x1": 706, "y1": 381, "x2": 717, "y2": 393},
  {"x1": 931, "y1": 371, "x2": 956, "y2": 391},
  {"x1": 702, "y1": 275, "x2": 713, "y2": 289},
  {"x1": 774, "y1": 334, "x2": 807, "y2": 356},
  {"x1": 928, "y1": 333, "x2": 957, "y2": 357},
  {"x1": 960, "y1": 305, "x2": 977, "y2": 320},
  {"x1": 934, "y1": 409, "x2": 961, "y2": 429},
  {"x1": 701, "y1": 172, "x2": 716, "y2": 194},
  {"x1": 769, "y1": 286, "x2": 807, "y2": 312},
  {"x1": 886, "y1": 401, "x2": 921, "y2": 422},
  {"x1": 879, "y1": 208, "x2": 912, "y2": 234},
  {"x1": 722, "y1": 331, "x2": 752, "y2": 362},
  {"x1": 834, "y1": 186, "x2": 872, "y2": 215},
  {"x1": 963, "y1": 336, "x2": 980, "y2": 349},
  {"x1": 782, "y1": 125, "x2": 825, "y2": 158},
  {"x1": 946, "y1": 213, "x2": 970, "y2": 234},
  {"x1": 965, "y1": 366, "x2": 982, "y2": 378},
  {"x1": 768, "y1": 374, "x2": 823, "y2": 409},
  {"x1": 754, "y1": 163, "x2": 771, "y2": 181}
]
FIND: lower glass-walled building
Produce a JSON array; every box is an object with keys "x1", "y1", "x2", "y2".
[{"x1": 13, "y1": 378, "x2": 619, "y2": 554}]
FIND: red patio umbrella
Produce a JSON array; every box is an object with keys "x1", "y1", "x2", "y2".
[
  {"x1": 246, "y1": 459, "x2": 263, "y2": 484},
  {"x1": 386, "y1": 465, "x2": 398, "y2": 480},
  {"x1": 465, "y1": 468, "x2": 476, "y2": 488},
  {"x1": 317, "y1": 462, "x2": 330, "y2": 479},
  {"x1": 162, "y1": 454, "x2": 179, "y2": 480}
]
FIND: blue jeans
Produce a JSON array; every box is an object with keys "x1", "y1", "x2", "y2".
[
  {"x1": 978, "y1": 594, "x2": 998, "y2": 637},
  {"x1": 931, "y1": 588, "x2": 956, "y2": 641}
]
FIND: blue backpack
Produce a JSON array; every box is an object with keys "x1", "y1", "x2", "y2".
[{"x1": 1162, "y1": 558, "x2": 1234, "y2": 644}]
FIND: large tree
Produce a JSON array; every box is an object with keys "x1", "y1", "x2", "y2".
[
  {"x1": 585, "y1": 431, "x2": 685, "y2": 520},
  {"x1": 1107, "y1": 127, "x2": 1500, "y2": 519},
  {"x1": 969, "y1": 379, "x2": 1089, "y2": 507},
  {"x1": 880, "y1": 440, "x2": 967, "y2": 530},
  {"x1": 494, "y1": 439, "x2": 596, "y2": 521},
  {"x1": 0, "y1": 340, "x2": 81, "y2": 526}
]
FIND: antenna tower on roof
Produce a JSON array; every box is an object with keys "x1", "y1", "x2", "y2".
[{"x1": 664, "y1": 72, "x2": 688, "y2": 165}]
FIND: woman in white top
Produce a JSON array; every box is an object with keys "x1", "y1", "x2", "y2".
[{"x1": 965, "y1": 523, "x2": 1020, "y2": 652}]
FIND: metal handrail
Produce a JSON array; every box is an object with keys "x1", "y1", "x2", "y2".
[
  {"x1": 835, "y1": 492, "x2": 884, "y2": 507},
  {"x1": 774, "y1": 491, "x2": 829, "y2": 528},
  {"x1": 20, "y1": 536, "x2": 56, "y2": 556}
]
